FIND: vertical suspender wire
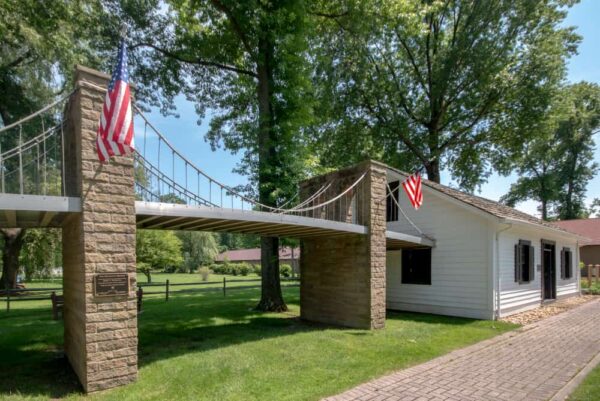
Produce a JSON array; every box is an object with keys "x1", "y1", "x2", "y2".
[
  {"x1": 18, "y1": 125, "x2": 24, "y2": 194},
  {"x1": 60, "y1": 121, "x2": 66, "y2": 196},
  {"x1": 0, "y1": 142, "x2": 3, "y2": 193},
  {"x1": 143, "y1": 122, "x2": 147, "y2": 159},
  {"x1": 172, "y1": 149, "x2": 175, "y2": 184},
  {"x1": 157, "y1": 137, "x2": 161, "y2": 197},
  {"x1": 197, "y1": 171, "x2": 200, "y2": 206},
  {"x1": 38, "y1": 118, "x2": 47, "y2": 195},
  {"x1": 42, "y1": 120, "x2": 47, "y2": 195},
  {"x1": 36, "y1": 141, "x2": 40, "y2": 194}
]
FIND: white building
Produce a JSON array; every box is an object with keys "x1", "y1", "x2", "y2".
[{"x1": 385, "y1": 166, "x2": 583, "y2": 320}]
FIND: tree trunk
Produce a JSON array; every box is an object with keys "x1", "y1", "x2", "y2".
[
  {"x1": 425, "y1": 159, "x2": 441, "y2": 183},
  {"x1": 541, "y1": 198, "x2": 548, "y2": 221},
  {"x1": 0, "y1": 228, "x2": 26, "y2": 289},
  {"x1": 254, "y1": 28, "x2": 287, "y2": 312}
]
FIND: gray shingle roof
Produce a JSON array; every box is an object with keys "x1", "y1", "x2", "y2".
[{"x1": 380, "y1": 162, "x2": 570, "y2": 233}]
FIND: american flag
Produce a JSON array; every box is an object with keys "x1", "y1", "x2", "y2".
[
  {"x1": 96, "y1": 40, "x2": 134, "y2": 163},
  {"x1": 402, "y1": 172, "x2": 423, "y2": 210}
]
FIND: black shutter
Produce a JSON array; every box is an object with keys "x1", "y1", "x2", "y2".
[
  {"x1": 528, "y1": 246, "x2": 535, "y2": 282},
  {"x1": 560, "y1": 249, "x2": 566, "y2": 280},
  {"x1": 514, "y1": 244, "x2": 521, "y2": 283}
]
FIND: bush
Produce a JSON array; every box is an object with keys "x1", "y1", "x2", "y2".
[
  {"x1": 198, "y1": 266, "x2": 212, "y2": 281},
  {"x1": 252, "y1": 264, "x2": 261, "y2": 276},
  {"x1": 210, "y1": 262, "x2": 252, "y2": 276},
  {"x1": 280, "y1": 264, "x2": 292, "y2": 278}
]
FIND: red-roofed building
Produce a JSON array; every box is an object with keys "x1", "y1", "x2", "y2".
[
  {"x1": 215, "y1": 247, "x2": 300, "y2": 273},
  {"x1": 553, "y1": 218, "x2": 600, "y2": 270}
]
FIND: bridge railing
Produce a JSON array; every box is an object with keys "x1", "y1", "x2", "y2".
[
  {"x1": 134, "y1": 105, "x2": 369, "y2": 226},
  {"x1": 0, "y1": 93, "x2": 71, "y2": 197}
]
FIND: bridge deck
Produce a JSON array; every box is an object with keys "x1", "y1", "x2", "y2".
[
  {"x1": 0, "y1": 196, "x2": 433, "y2": 248},
  {"x1": 0, "y1": 194, "x2": 81, "y2": 228}
]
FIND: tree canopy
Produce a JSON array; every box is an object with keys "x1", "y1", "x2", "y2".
[
  {"x1": 500, "y1": 82, "x2": 600, "y2": 220},
  {"x1": 310, "y1": 0, "x2": 580, "y2": 190}
]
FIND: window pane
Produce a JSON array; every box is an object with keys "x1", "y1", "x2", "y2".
[{"x1": 401, "y1": 248, "x2": 431, "y2": 285}]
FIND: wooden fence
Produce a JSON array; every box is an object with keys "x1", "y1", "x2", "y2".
[
  {"x1": 584, "y1": 264, "x2": 600, "y2": 288},
  {"x1": 2, "y1": 277, "x2": 300, "y2": 312},
  {"x1": 138, "y1": 277, "x2": 300, "y2": 301}
]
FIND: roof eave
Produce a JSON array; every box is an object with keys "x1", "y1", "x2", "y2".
[{"x1": 501, "y1": 218, "x2": 591, "y2": 241}]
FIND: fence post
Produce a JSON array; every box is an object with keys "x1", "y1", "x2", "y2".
[
  {"x1": 223, "y1": 277, "x2": 226, "y2": 297},
  {"x1": 588, "y1": 264, "x2": 592, "y2": 288},
  {"x1": 596, "y1": 265, "x2": 599, "y2": 285},
  {"x1": 165, "y1": 279, "x2": 170, "y2": 302}
]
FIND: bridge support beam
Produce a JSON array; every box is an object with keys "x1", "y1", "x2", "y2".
[
  {"x1": 62, "y1": 66, "x2": 138, "y2": 392},
  {"x1": 299, "y1": 161, "x2": 386, "y2": 329}
]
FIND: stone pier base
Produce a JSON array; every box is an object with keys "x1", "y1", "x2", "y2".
[
  {"x1": 62, "y1": 66, "x2": 138, "y2": 392},
  {"x1": 299, "y1": 161, "x2": 387, "y2": 329}
]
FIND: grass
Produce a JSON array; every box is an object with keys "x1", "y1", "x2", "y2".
[
  {"x1": 0, "y1": 286, "x2": 517, "y2": 401},
  {"x1": 568, "y1": 362, "x2": 600, "y2": 401}
]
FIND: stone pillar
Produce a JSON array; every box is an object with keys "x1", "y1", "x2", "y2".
[
  {"x1": 62, "y1": 65, "x2": 138, "y2": 392},
  {"x1": 299, "y1": 161, "x2": 387, "y2": 329}
]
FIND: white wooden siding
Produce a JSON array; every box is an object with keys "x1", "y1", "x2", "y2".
[
  {"x1": 497, "y1": 225, "x2": 579, "y2": 317},
  {"x1": 385, "y1": 174, "x2": 494, "y2": 320}
]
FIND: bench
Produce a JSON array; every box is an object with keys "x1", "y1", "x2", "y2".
[{"x1": 51, "y1": 291, "x2": 64, "y2": 320}]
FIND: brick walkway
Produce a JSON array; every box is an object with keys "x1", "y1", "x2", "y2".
[{"x1": 325, "y1": 299, "x2": 600, "y2": 401}]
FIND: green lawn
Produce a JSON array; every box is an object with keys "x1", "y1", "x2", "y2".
[
  {"x1": 0, "y1": 287, "x2": 516, "y2": 401},
  {"x1": 568, "y1": 362, "x2": 600, "y2": 401}
]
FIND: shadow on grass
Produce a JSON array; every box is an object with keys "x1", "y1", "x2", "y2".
[{"x1": 0, "y1": 287, "x2": 491, "y2": 399}]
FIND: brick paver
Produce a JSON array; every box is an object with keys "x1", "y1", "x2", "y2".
[{"x1": 325, "y1": 299, "x2": 600, "y2": 401}]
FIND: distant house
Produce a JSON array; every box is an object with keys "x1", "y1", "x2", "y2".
[
  {"x1": 384, "y1": 165, "x2": 586, "y2": 319},
  {"x1": 553, "y1": 218, "x2": 600, "y2": 275},
  {"x1": 215, "y1": 247, "x2": 300, "y2": 273}
]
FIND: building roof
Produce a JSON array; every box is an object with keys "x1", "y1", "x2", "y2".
[
  {"x1": 215, "y1": 247, "x2": 299, "y2": 262},
  {"x1": 552, "y1": 218, "x2": 600, "y2": 246},
  {"x1": 381, "y1": 162, "x2": 574, "y2": 236}
]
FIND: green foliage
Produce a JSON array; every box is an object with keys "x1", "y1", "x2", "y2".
[
  {"x1": 210, "y1": 262, "x2": 253, "y2": 276},
  {"x1": 19, "y1": 229, "x2": 61, "y2": 281},
  {"x1": 137, "y1": 261, "x2": 152, "y2": 283},
  {"x1": 136, "y1": 230, "x2": 183, "y2": 272},
  {"x1": 217, "y1": 233, "x2": 261, "y2": 252},
  {"x1": 176, "y1": 231, "x2": 219, "y2": 273},
  {"x1": 252, "y1": 264, "x2": 261, "y2": 276},
  {"x1": 500, "y1": 82, "x2": 600, "y2": 220},
  {"x1": 279, "y1": 263, "x2": 292, "y2": 278},
  {"x1": 198, "y1": 266, "x2": 212, "y2": 282},
  {"x1": 311, "y1": 0, "x2": 579, "y2": 189}
]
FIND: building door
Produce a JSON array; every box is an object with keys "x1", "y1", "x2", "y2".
[{"x1": 542, "y1": 241, "x2": 556, "y2": 300}]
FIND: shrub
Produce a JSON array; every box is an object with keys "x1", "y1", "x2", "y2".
[
  {"x1": 252, "y1": 264, "x2": 261, "y2": 276},
  {"x1": 198, "y1": 266, "x2": 212, "y2": 281},
  {"x1": 280, "y1": 264, "x2": 292, "y2": 278}
]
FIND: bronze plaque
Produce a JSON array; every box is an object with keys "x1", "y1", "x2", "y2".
[{"x1": 94, "y1": 273, "x2": 129, "y2": 297}]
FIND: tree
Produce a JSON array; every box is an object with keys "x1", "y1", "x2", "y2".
[
  {"x1": 311, "y1": 0, "x2": 579, "y2": 190},
  {"x1": 0, "y1": 229, "x2": 25, "y2": 289},
  {"x1": 136, "y1": 230, "x2": 183, "y2": 282},
  {"x1": 500, "y1": 83, "x2": 600, "y2": 220},
  {"x1": 0, "y1": 0, "x2": 107, "y2": 288},
  {"x1": 126, "y1": 0, "x2": 314, "y2": 311},
  {"x1": 20, "y1": 229, "x2": 62, "y2": 281},
  {"x1": 554, "y1": 83, "x2": 600, "y2": 219},
  {"x1": 177, "y1": 231, "x2": 219, "y2": 273}
]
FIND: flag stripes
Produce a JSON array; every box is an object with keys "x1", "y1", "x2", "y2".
[
  {"x1": 402, "y1": 173, "x2": 423, "y2": 210},
  {"x1": 96, "y1": 40, "x2": 134, "y2": 163}
]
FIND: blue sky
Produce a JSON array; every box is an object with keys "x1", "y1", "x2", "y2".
[{"x1": 137, "y1": 0, "x2": 600, "y2": 217}]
